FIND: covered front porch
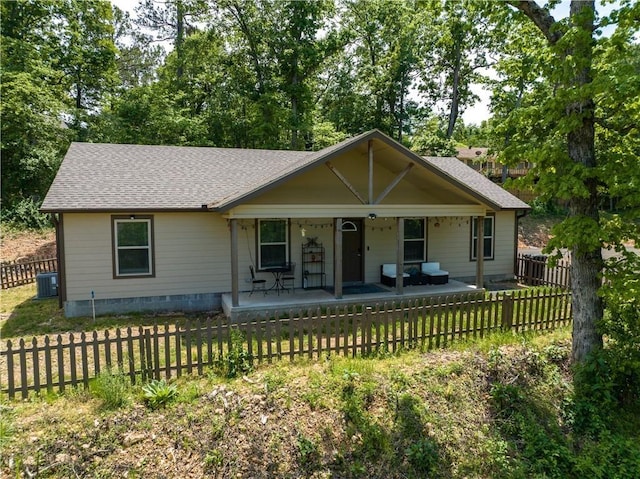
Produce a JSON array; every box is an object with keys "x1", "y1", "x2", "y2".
[
  {"x1": 222, "y1": 279, "x2": 480, "y2": 321},
  {"x1": 219, "y1": 133, "x2": 494, "y2": 319}
]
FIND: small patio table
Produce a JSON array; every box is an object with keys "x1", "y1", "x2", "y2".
[{"x1": 264, "y1": 266, "x2": 291, "y2": 295}]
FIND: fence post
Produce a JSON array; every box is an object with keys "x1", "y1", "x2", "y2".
[
  {"x1": 501, "y1": 293, "x2": 514, "y2": 330},
  {"x1": 6, "y1": 340, "x2": 15, "y2": 399},
  {"x1": 364, "y1": 306, "x2": 373, "y2": 356}
]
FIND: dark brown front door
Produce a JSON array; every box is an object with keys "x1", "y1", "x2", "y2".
[{"x1": 342, "y1": 219, "x2": 363, "y2": 284}]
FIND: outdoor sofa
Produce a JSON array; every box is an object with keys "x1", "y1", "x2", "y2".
[
  {"x1": 421, "y1": 262, "x2": 449, "y2": 284},
  {"x1": 380, "y1": 264, "x2": 410, "y2": 287}
]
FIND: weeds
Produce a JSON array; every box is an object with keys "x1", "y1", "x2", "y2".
[
  {"x1": 0, "y1": 405, "x2": 15, "y2": 447},
  {"x1": 142, "y1": 379, "x2": 178, "y2": 409},
  {"x1": 214, "y1": 328, "x2": 253, "y2": 378},
  {"x1": 296, "y1": 433, "x2": 319, "y2": 468},
  {"x1": 92, "y1": 367, "x2": 131, "y2": 409}
]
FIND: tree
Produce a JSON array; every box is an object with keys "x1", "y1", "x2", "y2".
[
  {"x1": 503, "y1": 0, "x2": 639, "y2": 363},
  {"x1": 0, "y1": 1, "x2": 71, "y2": 206},
  {"x1": 418, "y1": 0, "x2": 495, "y2": 138},
  {"x1": 112, "y1": 5, "x2": 164, "y2": 89},
  {"x1": 487, "y1": 14, "x2": 548, "y2": 182},
  {"x1": 135, "y1": 0, "x2": 208, "y2": 79},
  {"x1": 56, "y1": 0, "x2": 118, "y2": 140},
  {"x1": 268, "y1": 0, "x2": 337, "y2": 149},
  {"x1": 319, "y1": 0, "x2": 422, "y2": 141}
]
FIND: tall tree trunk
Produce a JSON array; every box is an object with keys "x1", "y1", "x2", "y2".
[
  {"x1": 176, "y1": 0, "x2": 184, "y2": 78},
  {"x1": 566, "y1": 1, "x2": 603, "y2": 363},
  {"x1": 511, "y1": 0, "x2": 603, "y2": 363},
  {"x1": 446, "y1": 48, "x2": 462, "y2": 138},
  {"x1": 291, "y1": 57, "x2": 299, "y2": 150}
]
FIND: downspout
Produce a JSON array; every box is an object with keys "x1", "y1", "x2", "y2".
[{"x1": 51, "y1": 213, "x2": 66, "y2": 309}]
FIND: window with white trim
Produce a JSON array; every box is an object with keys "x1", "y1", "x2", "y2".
[
  {"x1": 113, "y1": 217, "x2": 154, "y2": 277},
  {"x1": 258, "y1": 219, "x2": 289, "y2": 269},
  {"x1": 404, "y1": 218, "x2": 426, "y2": 263},
  {"x1": 471, "y1": 216, "x2": 494, "y2": 260}
]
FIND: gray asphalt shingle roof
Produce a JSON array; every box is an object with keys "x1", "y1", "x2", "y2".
[{"x1": 41, "y1": 130, "x2": 529, "y2": 212}]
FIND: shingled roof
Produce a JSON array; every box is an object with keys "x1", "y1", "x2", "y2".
[{"x1": 41, "y1": 130, "x2": 529, "y2": 213}]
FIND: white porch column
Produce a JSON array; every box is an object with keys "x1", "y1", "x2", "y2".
[
  {"x1": 476, "y1": 215, "x2": 485, "y2": 289},
  {"x1": 334, "y1": 218, "x2": 343, "y2": 298},
  {"x1": 396, "y1": 217, "x2": 404, "y2": 295},
  {"x1": 230, "y1": 218, "x2": 239, "y2": 307}
]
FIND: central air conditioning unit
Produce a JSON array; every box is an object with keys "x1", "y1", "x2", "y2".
[{"x1": 36, "y1": 272, "x2": 58, "y2": 298}]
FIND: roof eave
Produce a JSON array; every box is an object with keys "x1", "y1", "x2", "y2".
[{"x1": 40, "y1": 207, "x2": 212, "y2": 214}]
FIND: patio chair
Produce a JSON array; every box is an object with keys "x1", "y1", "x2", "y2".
[
  {"x1": 420, "y1": 262, "x2": 449, "y2": 284},
  {"x1": 380, "y1": 264, "x2": 410, "y2": 287},
  {"x1": 249, "y1": 265, "x2": 267, "y2": 295},
  {"x1": 282, "y1": 262, "x2": 295, "y2": 292}
]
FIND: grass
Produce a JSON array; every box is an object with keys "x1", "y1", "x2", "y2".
[
  {"x1": 0, "y1": 283, "x2": 203, "y2": 339},
  {"x1": 2, "y1": 330, "x2": 637, "y2": 478}
]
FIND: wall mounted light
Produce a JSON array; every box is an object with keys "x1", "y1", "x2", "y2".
[
  {"x1": 130, "y1": 215, "x2": 136, "y2": 220},
  {"x1": 368, "y1": 213, "x2": 377, "y2": 220}
]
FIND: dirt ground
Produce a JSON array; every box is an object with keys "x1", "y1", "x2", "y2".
[
  {"x1": 0, "y1": 218, "x2": 556, "y2": 264},
  {"x1": 1, "y1": 229, "x2": 57, "y2": 262},
  {"x1": 517, "y1": 215, "x2": 559, "y2": 249}
]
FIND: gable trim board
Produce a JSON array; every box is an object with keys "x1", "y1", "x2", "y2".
[
  {"x1": 223, "y1": 204, "x2": 487, "y2": 219},
  {"x1": 42, "y1": 130, "x2": 529, "y2": 317}
]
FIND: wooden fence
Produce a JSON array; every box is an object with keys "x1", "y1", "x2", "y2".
[
  {"x1": 1, "y1": 257, "x2": 57, "y2": 289},
  {"x1": 516, "y1": 253, "x2": 571, "y2": 289},
  {"x1": 0, "y1": 289, "x2": 572, "y2": 399}
]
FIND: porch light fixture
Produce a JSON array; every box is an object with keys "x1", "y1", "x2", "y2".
[
  {"x1": 368, "y1": 213, "x2": 377, "y2": 220},
  {"x1": 130, "y1": 215, "x2": 135, "y2": 220}
]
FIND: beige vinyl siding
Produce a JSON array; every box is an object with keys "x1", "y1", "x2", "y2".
[
  {"x1": 235, "y1": 219, "x2": 335, "y2": 290},
  {"x1": 64, "y1": 212, "x2": 230, "y2": 301},
  {"x1": 427, "y1": 211, "x2": 516, "y2": 279},
  {"x1": 363, "y1": 218, "x2": 400, "y2": 283},
  {"x1": 63, "y1": 211, "x2": 516, "y2": 303},
  {"x1": 248, "y1": 152, "x2": 473, "y2": 206}
]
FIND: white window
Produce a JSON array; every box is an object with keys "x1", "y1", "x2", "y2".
[
  {"x1": 258, "y1": 219, "x2": 289, "y2": 269},
  {"x1": 404, "y1": 218, "x2": 426, "y2": 263},
  {"x1": 471, "y1": 216, "x2": 494, "y2": 260},
  {"x1": 113, "y1": 216, "x2": 154, "y2": 277}
]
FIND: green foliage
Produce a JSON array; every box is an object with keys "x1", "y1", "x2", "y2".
[
  {"x1": 405, "y1": 438, "x2": 439, "y2": 475},
  {"x1": 573, "y1": 430, "x2": 640, "y2": 479},
  {"x1": 142, "y1": 379, "x2": 178, "y2": 409},
  {"x1": 296, "y1": 433, "x2": 319, "y2": 468},
  {"x1": 92, "y1": 368, "x2": 131, "y2": 409},
  {"x1": 412, "y1": 120, "x2": 458, "y2": 156},
  {"x1": 339, "y1": 368, "x2": 390, "y2": 462},
  {"x1": 214, "y1": 328, "x2": 253, "y2": 379},
  {"x1": 1, "y1": 0, "x2": 117, "y2": 205},
  {"x1": 528, "y1": 197, "x2": 565, "y2": 218},
  {"x1": 0, "y1": 405, "x2": 15, "y2": 447},
  {"x1": 204, "y1": 448, "x2": 224, "y2": 469},
  {"x1": 0, "y1": 198, "x2": 52, "y2": 230}
]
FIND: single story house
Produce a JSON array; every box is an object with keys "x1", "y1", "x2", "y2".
[{"x1": 41, "y1": 129, "x2": 530, "y2": 318}]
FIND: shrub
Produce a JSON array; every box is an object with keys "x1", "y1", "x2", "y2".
[
  {"x1": 296, "y1": 434, "x2": 319, "y2": 468},
  {"x1": 214, "y1": 328, "x2": 253, "y2": 378},
  {"x1": 528, "y1": 197, "x2": 565, "y2": 217},
  {"x1": 142, "y1": 379, "x2": 178, "y2": 409},
  {"x1": 92, "y1": 368, "x2": 131, "y2": 409},
  {"x1": 0, "y1": 197, "x2": 51, "y2": 230},
  {"x1": 406, "y1": 438, "x2": 439, "y2": 475}
]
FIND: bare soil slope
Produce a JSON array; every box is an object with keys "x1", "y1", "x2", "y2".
[{"x1": 1, "y1": 229, "x2": 56, "y2": 262}]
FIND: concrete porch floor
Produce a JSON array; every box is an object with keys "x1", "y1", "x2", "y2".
[{"x1": 221, "y1": 280, "x2": 481, "y2": 321}]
